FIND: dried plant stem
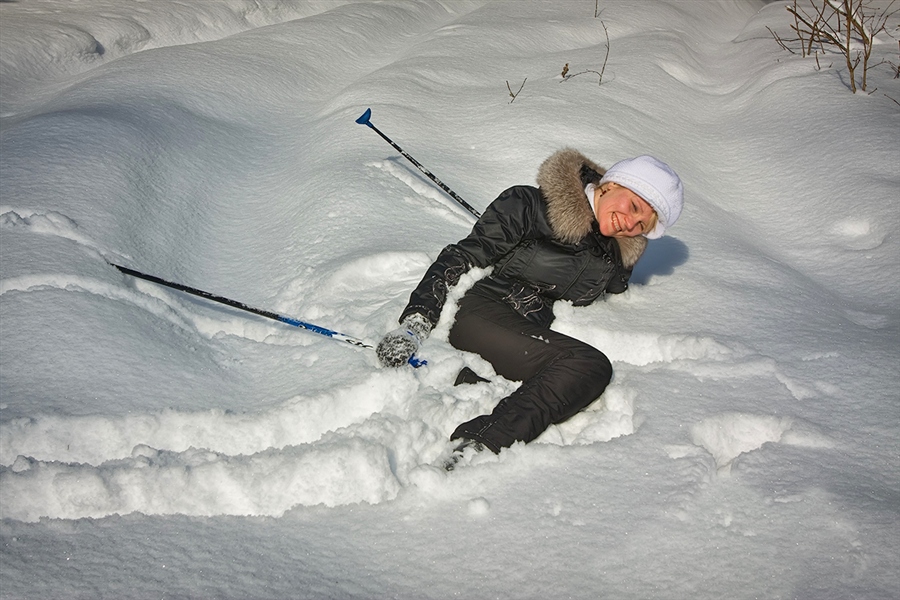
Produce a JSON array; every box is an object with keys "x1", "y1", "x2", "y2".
[
  {"x1": 561, "y1": 21, "x2": 610, "y2": 86},
  {"x1": 769, "y1": 0, "x2": 898, "y2": 93},
  {"x1": 506, "y1": 78, "x2": 527, "y2": 103}
]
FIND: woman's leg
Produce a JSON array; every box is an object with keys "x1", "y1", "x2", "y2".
[{"x1": 447, "y1": 293, "x2": 612, "y2": 453}]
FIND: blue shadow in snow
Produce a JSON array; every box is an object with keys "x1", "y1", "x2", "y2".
[{"x1": 628, "y1": 236, "x2": 690, "y2": 285}]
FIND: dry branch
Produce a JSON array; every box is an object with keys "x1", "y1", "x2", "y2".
[
  {"x1": 506, "y1": 78, "x2": 527, "y2": 103},
  {"x1": 769, "y1": 0, "x2": 898, "y2": 93},
  {"x1": 561, "y1": 21, "x2": 610, "y2": 86}
]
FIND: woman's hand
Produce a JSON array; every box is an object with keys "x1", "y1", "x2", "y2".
[{"x1": 376, "y1": 314, "x2": 432, "y2": 368}]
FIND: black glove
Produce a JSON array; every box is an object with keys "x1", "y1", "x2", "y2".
[{"x1": 376, "y1": 314, "x2": 432, "y2": 368}]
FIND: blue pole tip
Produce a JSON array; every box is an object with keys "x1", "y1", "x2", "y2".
[{"x1": 355, "y1": 108, "x2": 372, "y2": 125}]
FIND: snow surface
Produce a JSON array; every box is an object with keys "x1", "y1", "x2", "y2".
[{"x1": 1, "y1": 0, "x2": 898, "y2": 598}]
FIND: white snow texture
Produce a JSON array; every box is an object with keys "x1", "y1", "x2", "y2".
[{"x1": 1, "y1": 1, "x2": 898, "y2": 599}]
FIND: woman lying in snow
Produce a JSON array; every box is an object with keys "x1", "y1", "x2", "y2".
[{"x1": 376, "y1": 149, "x2": 683, "y2": 469}]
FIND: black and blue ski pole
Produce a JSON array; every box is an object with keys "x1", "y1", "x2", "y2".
[
  {"x1": 355, "y1": 108, "x2": 481, "y2": 220},
  {"x1": 110, "y1": 263, "x2": 425, "y2": 368}
]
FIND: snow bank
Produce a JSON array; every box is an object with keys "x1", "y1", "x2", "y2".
[
  {"x1": 2, "y1": 439, "x2": 400, "y2": 522},
  {"x1": 1, "y1": 0, "x2": 898, "y2": 598}
]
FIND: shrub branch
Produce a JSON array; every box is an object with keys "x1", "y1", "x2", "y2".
[
  {"x1": 506, "y1": 78, "x2": 527, "y2": 103},
  {"x1": 561, "y1": 20, "x2": 610, "y2": 86},
  {"x1": 769, "y1": 0, "x2": 898, "y2": 93}
]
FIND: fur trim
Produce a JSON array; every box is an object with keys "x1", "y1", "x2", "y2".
[
  {"x1": 616, "y1": 235, "x2": 647, "y2": 269},
  {"x1": 536, "y1": 148, "x2": 646, "y2": 268},
  {"x1": 536, "y1": 148, "x2": 599, "y2": 244}
]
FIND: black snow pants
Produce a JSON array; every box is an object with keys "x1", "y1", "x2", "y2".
[{"x1": 447, "y1": 291, "x2": 613, "y2": 453}]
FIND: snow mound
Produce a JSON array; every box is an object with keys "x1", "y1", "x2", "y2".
[
  {"x1": 690, "y1": 412, "x2": 834, "y2": 472},
  {"x1": 1, "y1": 439, "x2": 399, "y2": 522}
]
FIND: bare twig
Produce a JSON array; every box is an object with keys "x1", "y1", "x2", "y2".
[
  {"x1": 560, "y1": 20, "x2": 610, "y2": 86},
  {"x1": 561, "y1": 68, "x2": 604, "y2": 83},
  {"x1": 814, "y1": 50, "x2": 834, "y2": 70},
  {"x1": 506, "y1": 78, "x2": 527, "y2": 103},
  {"x1": 598, "y1": 20, "x2": 610, "y2": 83},
  {"x1": 770, "y1": 0, "x2": 899, "y2": 93},
  {"x1": 768, "y1": 26, "x2": 798, "y2": 54}
]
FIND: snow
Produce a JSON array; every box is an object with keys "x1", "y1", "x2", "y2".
[{"x1": 1, "y1": 0, "x2": 898, "y2": 597}]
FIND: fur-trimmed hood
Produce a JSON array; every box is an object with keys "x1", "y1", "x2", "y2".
[{"x1": 536, "y1": 148, "x2": 646, "y2": 268}]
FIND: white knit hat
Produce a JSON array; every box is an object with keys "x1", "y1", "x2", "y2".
[{"x1": 599, "y1": 155, "x2": 683, "y2": 239}]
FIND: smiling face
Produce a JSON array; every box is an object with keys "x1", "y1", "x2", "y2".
[{"x1": 593, "y1": 182, "x2": 657, "y2": 238}]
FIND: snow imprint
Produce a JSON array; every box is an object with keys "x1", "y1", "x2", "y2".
[
  {"x1": 831, "y1": 218, "x2": 885, "y2": 251},
  {"x1": 0, "y1": 206, "x2": 110, "y2": 257},
  {"x1": 690, "y1": 412, "x2": 834, "y2": 473}
]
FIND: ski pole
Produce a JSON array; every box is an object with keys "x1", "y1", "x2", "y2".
[
  {"x1": 110, "y1": 263, "x2": 426, "y2": 368},
  {"x1": 355, "y1": 108, "x2": 482, "y2": 220}
]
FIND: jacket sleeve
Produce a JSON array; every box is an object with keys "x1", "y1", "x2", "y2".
[
  {"x1": 399, "y1": 186, "x2": 542, "y2": 326},
  {"x1": 604, "y1": 266, "x2": 631, "y2": 294}
]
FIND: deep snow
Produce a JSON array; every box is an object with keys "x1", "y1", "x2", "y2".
[{"x1": 1, "y1": 0, "x2": 898, "y2": 598}]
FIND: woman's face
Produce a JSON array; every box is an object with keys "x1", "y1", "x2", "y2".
[{"x1": 593, "y1": 183, "x2": 656, "y2": 238}]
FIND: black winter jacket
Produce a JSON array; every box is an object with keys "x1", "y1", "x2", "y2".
[{"x1": 400, "y1": 149, "x2": 647, "y2": 329}]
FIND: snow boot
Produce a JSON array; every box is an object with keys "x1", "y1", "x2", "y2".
[{"x1": 454, "y1": 366, "x2": 490, "y2": 386}]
